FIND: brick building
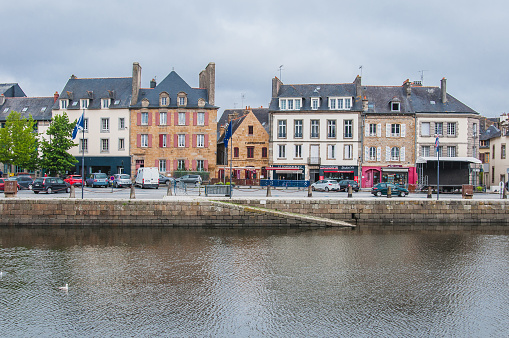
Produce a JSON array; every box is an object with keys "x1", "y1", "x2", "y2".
[
  {"x1": 216, "y1": 107, "x2": 269, "y2": 184},
  {"x1": 129, "y1": 62, "x2": 218, "y2": 178}
]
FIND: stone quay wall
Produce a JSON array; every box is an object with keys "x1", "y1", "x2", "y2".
[{"x1": 0, "y1": 198, "x2": 507, "y2": 227}]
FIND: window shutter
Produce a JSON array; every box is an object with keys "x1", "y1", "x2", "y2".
[
  {"x1": 185, "y1": 112, "x2": 190, "y2": 126},
  {"x1": 401, "y1": 147, "x2": 406, "y2": 162},
  {"x1": 377, "y1": 124, "x2": 381, "y2": 137},
  {"x1": 148, "y1": 112, "x2": 152, "y2": 126},
  {"x1": 167, "y1": 113, "x2": 171, "y2": 126},
  {"x1": 156, "y1": 112, "x2": 160, "y2": 126},
  {"x1": 386, "y1": 123, "x2": 391, "y2": 138},
  {"x1": 174, "y1": 113, "x2": 178, "y2": 125},
  {"x1": 192, "y1": 134, "x2": 197, "y2": 148},
  {"x1": 185, "y1": 160, "x2": 189, "y2": 170},
  {"x1": 155, "y1": 159, "x2": 158, "y2": 168},
  {"x1": 365, "y1": 125, "x2": 369, "y2": 137},
  {"x1": 386, "y1": 146, "x2": 390, "y2": 161},
  {"x1": 159, "y1": 134, "x2": 163, "y2": 147},
  {"x1": 205, "y1": 112, "x2": 209, "y2": 126},
  {"x1": 173, "y1": 160, "x2": 177, "y2": 170},
  {"x1": 401, "y1": 124, "x2": 406, "y2": 138},
  {"x1": 377, "y1": 147, "x2": 381, "y2": 161},
  {"x1": 192, "y1": 160, "x2": 196, "y2": 170},
  {"x1": 364, "y1": 146, "x2": 369, "y2": 161},
  {"x1": 174, "y1": 134, "x2": 178, "y2": 148},
  {"x1": 204, "y1": 134, "x2": 209, "y2": 148},
  {"x1": 137, "y1": 112, "x2": 141, "y2": 126},
  {"x1": 185, "y1": 134, "x2": 189, "y2": 147},
  {"x1": 193, "y1": 112, "x2": 197, "y2": 126},
  {"x1": 137, "y1": 134, "x2": 141, "y2": 148},
  {"x1": 148, "y1": 134, "x2": 152, "y2": 147},
  {"x1": 204, "y1": 160, "x2": 208, "y2": 170}
]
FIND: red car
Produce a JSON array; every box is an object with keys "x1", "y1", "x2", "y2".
[
  {"x1": 64, "y1": 175, "x2": 83, "y2": 186},
  {"x1": 0, "y1": 177, "x2": 20, "y2": 191}
]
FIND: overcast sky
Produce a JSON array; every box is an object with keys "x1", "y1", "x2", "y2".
[{"x1": 2, "y1": 0, "x2": 507, "y2": 117}]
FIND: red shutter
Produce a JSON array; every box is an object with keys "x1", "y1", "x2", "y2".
[
  {"x1": 205, "y1": 111, "x2": 209, "y2": 126},
  {"x1": 155, "y1": 159, "x2": 158, "y2": 168},
  {"x1": 148, "y1": 112, "x2": 152, "y2": 126},
  {"x1": 137, "y1": 134, "x2": 141, "y2": 147},
  {"x1": 137, "y1": 112, "x2": 141, "y2": 126},
  {"x1": 185, "y1": 112, "x2": 190, "y2": 126},
  {"x1": 173, "y1": 159, "x2": 177, "y2": 170},
  {"x1": 192, "y1": 160, "x2": 196, "y2": 170},
  {"x1": 185, "y1": 134, "x2": 189, "y2": 148},
  {"x1": 167, "y1": 159, "x2": 171, "y2": 172},
  {"x1": 159, "y1": 134, "x2": 164, "y2": 147},
  {"x1": 192, "y1": 134, "x2": 197, "y2": 148},
  {"x1": 185, "y1": 160, "x2": 189, "y2": 170},
  {"x1": 174, "y1": 112, "x2": 178, "y2": 125},
  {"x1": 204, "y1": 134, "x2": 209, "y2": 148},
  {"x1": 174, "y1": 134, "x2": 178, "y2": 148},
  {"x1": 204, "y1": 160, "x2": 208, "y2": 171},
  {"x1": 193, "y1": 112, "x2": 197, "y2": 126},
  {"x1": 156, "y1": 112, "x2": 160, "y2": 126},
  {"x1": 148, "y1": 134, "x2": 152, "y2": 147}
]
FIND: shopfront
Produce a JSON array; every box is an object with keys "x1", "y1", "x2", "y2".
[
  {"x1": 266, "y1": 165, "x2": 305, "y2": 180},
  {"x1": 362, "y1": 166, "x2": 417, "y2": 188},
  {"x1": 320, "y1": 166, "x2": 358, "y2": 182}
]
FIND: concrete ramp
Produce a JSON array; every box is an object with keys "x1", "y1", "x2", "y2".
[{"x1": 211, "y1": 200, "x2": 355, "y2": 228}]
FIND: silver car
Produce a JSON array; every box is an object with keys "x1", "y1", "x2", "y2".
[
  {"x1": 311, "y1": 179, "x2": 340, "y2": 192},
  {"x1": 111, "y1": 174, "x2": 132, "y2": 188}
]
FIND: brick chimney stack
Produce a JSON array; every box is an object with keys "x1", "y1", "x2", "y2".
[
  {"x1": 199, "y1": 62, "x2": 215, "y2": 106},
  {"x1": 272, "y1": 77, "x2": 282, "y2": 97},
  {"x1": 131, "y1": 62, "x2": 142, "y2": 106},
  {"x1": 0, "y1": 94, "x2": 4, "y2": 105},
  {"x1": 150, "y1": 78, "x2": 156, "y2": 88},
  {"x1": 362, "y1": 95, "x2": 368, "y2": 112},
  {"x1": 403, "y1": 79, "x2": 411, "y2": 96},
  {"x1": 354, "y1": 75, "x2": 362, "y2": 101},
  {"x1": 53, "y1": 91, "x2": 59, "y2": 103},
  {"x1": 441, "y1": 78, "x2": 447, "y2": 103}
]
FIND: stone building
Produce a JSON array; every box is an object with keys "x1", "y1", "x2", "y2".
[
  {"x1": 129, "y1": 62, "x2": 218, "y2": 179},
  {"x1": 216, "y1": 107, "x2": 270, "y2": 184}
]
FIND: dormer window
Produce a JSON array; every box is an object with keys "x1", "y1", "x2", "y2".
[
  {"x1": 311, "y1": 98, "x2": 320, "y2": 110},
  {"x1": 279, "y1": 98, "x2": 302, "y2": 110},
  {"x1": 177, "y1": 92, "x2": 187, "y2": 107},
  {"x1": 328, "y1": 97, "x2": 353, "y2": 110},
  {"x1": 160, "y1": 93, "x2": 169, "y2": 106},
  {"x1": 390, "y1": 98, "x2": 401, "y2": 112},
  {"x1": 102, "y1": 98, "x2": 110, "y2": 108},
  {"x1": 161, "y1": 97, "x2": 168, "y2": 105},
  {"x1": 60, "y1": 99, "x2": 68, "y2": 109},
  {"x1": 80, "y1": 99, "x2": 89, "y2": 109}
]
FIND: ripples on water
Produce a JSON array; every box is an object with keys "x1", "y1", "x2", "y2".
[{"x1": 0, "y1": 227, "x2": 508, "y2": 337}]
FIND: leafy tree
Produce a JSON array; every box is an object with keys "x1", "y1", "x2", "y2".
[
  {"x1": 0, "y1": 111, "x2": 39, "y2": 171},
  {"x1": 40, "y1": 112, "x2": 77, "y2": 176}
]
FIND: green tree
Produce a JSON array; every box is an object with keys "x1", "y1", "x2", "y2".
[
  {"x1": 40, "y1": 112, "x2": 77, "y2": 176},
  {"x1": 0, "y1": 111, "x2": 39, "y2": 171}
]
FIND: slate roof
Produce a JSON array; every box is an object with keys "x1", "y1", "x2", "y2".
[
  {"x1": 132, "y1": 71, "x2": 216, "y2": 109},
  {"x1": 54, "y1": 77, "x2": 133, "y2": 110},
  {"x1": 0, "y1": 83, "x2": 26, "y2": 98},
  {"x1": 480, "y1": 125, "x2": 501, "y2": 140},
  {"x1": 217, "y1": 108, "x2": 269, "y2": 143},
  {"x1": 0, "y1": 97, "x2": 54, "y2": 121}
]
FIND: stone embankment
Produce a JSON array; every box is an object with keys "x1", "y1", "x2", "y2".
[{"x1": 0, "y1": 197, "x2": 507, "y2": 228}]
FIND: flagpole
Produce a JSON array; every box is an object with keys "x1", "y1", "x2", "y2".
[
  {"x1": 229, "y1": 124, "x2": 233, "y2": 199},
  {"x1": 81, "y1": 108, "x2": 85, "y2": 199},
  {"x1": 436, "y1": 135, "x2": 440, "y2": 201}
]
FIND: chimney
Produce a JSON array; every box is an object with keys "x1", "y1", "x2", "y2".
[
  {"x1": 403, "y1": 79, "x2": 411, "y2": 96},
  {"x1": 362, "y1": 95, "x2": 368, "y2": 112},
  {"x1": 272, "y1": 77, "x2": 282, "y2": 97},
  {"x1": 53, "y1": 91, "x2": 59, "y2": 103},
  {"x1": 199, "y1": 62, "x2": 215, "y2": 106},
  {"x1": 70, "y1": 74, "x2": 77, "y2": 79},
  {"x1": 0, "y1": 94, "x2": 4, "y2": 105},
  {"x1": 354, "y1": 75, "x2": 362, "y2": 100},
  {"x1": 150, "y1": 78, "x2": 156, "y2": 88},
  {"x1": 131, "y1": 62, "x2": 142, "y2": 105},
  {"x1": 441, "y1": 77, "x2": 447, "y2": 103}
]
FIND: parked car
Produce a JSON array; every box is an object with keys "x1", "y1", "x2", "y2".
[
  {"x1": 12, "y1": 175, "x2": 34, "y2": 190},
  {"x1": 0, "y1": 177, "x2": 20, "y2": 191},
  {"x1": 311, "y1": 179, "x2": 340, "y2": 192},
  {"x1": 64, "y1": 175, "x2": 83, "y2": 186},
  {"x1": 159, "y1": 174, "x2": 175, "y2": 185},
  {"x1": 338, "y1": 179, "x2": 359, "y2": 192},
  {"x1": 175, "y1": 174, "x2": 202, "y2": 185},
  {"x1": 371, "y1": 183, "x2": 409, "y2": 197},
  {"x1": 86, "y1": 173, "x2": 109, "y2": 188},
  {"x1": 111, "y1": 174, "x2": 132, "y2": 188},
  {"x1": 32, "y1": 177, "x2": 70, "y2": 194}
]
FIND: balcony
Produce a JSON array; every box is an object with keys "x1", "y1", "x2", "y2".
[{"x1": 307, "y1": 157, "x2": 321, "y2": 165}]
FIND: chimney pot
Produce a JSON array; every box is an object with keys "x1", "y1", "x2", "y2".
[
  {"x1": 441, "y1": 78, "x2": 447, "y2": 103},
  {"x1": 53, "y1": 91, "x2": 59, "y2": 103}
]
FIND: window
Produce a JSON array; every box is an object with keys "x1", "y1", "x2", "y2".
[
  {"x1": 280, "y1": 99, "x2": 286, "y2": 110},
  {"x1": 391, "y1": 124, "x2": 400, "y2": 137},
  {"x1": 101, "y1": 139, "x2": 109, "y2": 152},
  {"x1": 435, "y1": 122, "x2": 443, "y2": 136},
  {"x1": 79, "y1": 139, "x2": 88, "y2": 152},
  {"x1": 161, "y1": 134, "x2": 168, "y2": 147},
  {"x1": 161, "y1": 97, "x2": 168, "y2": 106},
  {"x1": 344, "y1": 144, "x2": 353, "y2": 159},
  {"x1": 178, "y1": 97, "x2": 185, "y2": 106},
  {"x1": 159, "y1": 159, "x2": 166, "y2": 172},
  {"x1": 278, "y1": 144, "x2": 286, "y2": 158},
  {"x1": 311, "y1": 120, "x2": 319, "y2": 138},
  {"x1": 22, "y1": 107, "x2": 28, "y2": 112},
  {"x1": 329, "y1": 98, "x2": 336, "y2": 109},
  {"x1": 437, "y1": 146, "x2": 443, "y2": 157},
  {"x1": 337, "y1": 98, "x2": 343, "y2": 109},
  {"x1": 248, "y1": 125, "x2": 254, "y2": 135},
  {"x1": 247, "y1": 146, "x2": 254, "y2": 158},
  {"x1": 119, "y1": 118, "x2": 125, "y2": 130},
  {"x1": 262, "y1": 147, "x2": 267, "y2": 158},
  {"x1": 234, "y1": 147, "x2": 239, "y2": 157},
  {"x1": 421, "y1": 122, "x2": 430, "y2": 136},
  {"x1": 278, "y1": 120, "x2": 287, "y2": 138},
  {"x1": 447, "y1": 146, "x2": 456, "y2": 157},
  {"x1": 492, "y1": 144, "x2": 495, "y2": 158},
  {"x1": 141, "y1": 112, "x2": 149, "y2": 125},
  {"x1": 178, "y1": 112, "x2": 186, "y2": 125},
  {"x1": 369, "y1": 124, "x2": 377, "y2": 136},
  {"x1": 311, "y1": 98, "x2": 319, "y2": 110},
  {"x1": 80, "y1": 99, "x2": 89, "y2": 109},
  {"x1": 141, "y1": 134, "x2": 149, "y2": 147},
  {"x1": 101, "y1": 118, "x2": 109, "y2": 132},
  {"x1": 447, "y1": 122, "x2": 456, "y2": 136},
  {"x1": 159, "y1": 112, "x2": 167, "y2": 125},
  {"x1": 279, "y1": 98, "x2": 301, "y2": 110},
  {"x1": 391, "y1": 102, "x2": 400, "y2": 112},
  {"x1": 178, "y1": 160, "x2": 186, "y2": 170},
  {"x1": 60, "y1": 99, "x2": 68, "y2": 109},
  {"x1": 178, "y1": 134, "x2": 185, "y2": 147},
  {"x1": 294, "y1": 120, "x2": 303, "y2": 138},
  {"x1": 502, "y1": 144, "x2": 506, "y2": 159},
  {"x1": 3, "y1": 108, "x2": 9, "y2": 113},
  {"x1": 295, "y1": 144, "x2": 302, "y2": 158},
  {"x1": 102, "y1": 99, "x2": 110, "y2": 108},
  {"x1": 327, "y1": 120, "x2": 336, "y2": 138},
  {"x1": 197, "y1": 134, "x2": 204, "y2": 147},
  {"x1": 119, "y1": 138, "x2": 125, "y2": 150},
  {"x1": 344, "y1": 98, "x2": 352, "y2": 109},
  {"x1": 328, "y1": 145, "x2": 336, "y2": 159},
  {"x1": 196, "y1": 160, "x2": 204, "y2": 171},
  {"x1": 83, "y1": 118, "x2": 88, "y2": 131},
  {"x1": 391, "y1": 147, "x2": 400, "y2": 161},
  {"x1": 197, "y1": 112, "x2": 205, "y2": 126},
  {"x1": 422, "y1": 145, "x2": 430, "y2": 157},
  {"x1": 288, "y1": 99, "x2": 293, "y2": 110},
  {"x1": 369, "y1": 147, "x2": 376, "y2": 161},
  {"x1": 344, "y1": 120, "x2": 353, "y2": 138}
]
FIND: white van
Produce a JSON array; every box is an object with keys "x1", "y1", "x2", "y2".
[{"x1": 135, "y1": 167, "x2": 159, "y2": 189}]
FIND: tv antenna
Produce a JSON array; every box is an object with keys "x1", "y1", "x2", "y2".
[
  {"x1": 278, "y1": 65, "x2": 284, "y2": 80},
  {"x1": 359, "y1": 65, "x2": 363, "y2": 77},
  {"x1": 419, "y1": 70, "x2": 429, "y2": 84},
  {"x1": 241, "y1": 93, "x2": 245, "y2": 108}
]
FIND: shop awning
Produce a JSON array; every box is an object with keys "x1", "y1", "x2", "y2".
[
  {"x1": 324, "y1": 170, "x2": 354, "y2": 173},
  {"x1": 266, "y1": 167, "x2": 303, "y2": 174},
  {"x1": 381, "y1": 168, "x2": 409, "y2": 173}
]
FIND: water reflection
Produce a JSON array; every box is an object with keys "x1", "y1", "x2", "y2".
[{"x1": 0, "y1": 227, "x2": 508, "y2": 337}]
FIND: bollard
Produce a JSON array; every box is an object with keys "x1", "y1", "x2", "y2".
[
  {"x1": 199, "y1": 185, "x2": 202, "y2": 196},
  {"x1": 387, "y1": 186, "x2": 392, "y2": 198},
  {"x1": 167, "y1": 182, "x2": 172, "y2": 196},
  {"x1": 348, "y1": 185, "x2": 353, "y2": 198},
  {"x1": 308, "y1": 185, "x2": 312, "y2": 197},
  {"x1": 427, "y1": 186, "x2": 432, "y2": 199},
  {"x1": 266, "y1": 185, "x2": 272, "y2": 197},
  {"x1": 130, "y1": 185, "x2": 135, "y2": 199},
  {"x1": 69, "y1": 185, "x2": 75, "y2": 198},
  {"x1": 503, "y1": 186, "x2": 507, "y2": 199}
]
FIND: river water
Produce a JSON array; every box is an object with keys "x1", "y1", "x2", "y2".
[{"x1": 0, "y1": 227, "x2": 508, "y2": 337}]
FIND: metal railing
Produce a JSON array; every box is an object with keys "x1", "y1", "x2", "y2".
[{"x1": 260, "y1": 180, "x2": 310, "y2": 188}]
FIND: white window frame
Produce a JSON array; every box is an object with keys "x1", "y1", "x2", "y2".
[
  {"x1": 197, "y1": 112, "x2": 205, "y2": 126},
  {"x1": 278, "y1": 144, "x2": 286, "y2": 158},
  {"x1": 421, "y1": 122, "x2": 430, "y2": 136},
  {"x1": 161, "y1": 97, "x2": 168, "y2": 106},
  {"x1": 119, "y1": 117, "x2": 125, "y2": 130},
  {"x1": 279, "y1": 98, "x2": 302, "y2": 110},
  {"x1": 162, "y1": 134, "x2": 167, "y2": 148},
  {"x1": 140, "y1": 134, "x2": 148, "y2": 148},
  {"x1": 79, "y1": 138, "x2": 88, "y2": 153},
  {"x1": 311, "y1": 98, "x2": 320, "y2": 110},
  {"x1": 178, "y1": 97, "x2": 185, "y2": 106},
  {"x1": 294, "y1": 120, "x2": 303, "y2": 138},
  {"x1": 178, "y1": 112, "x2": 186, "y2": 125},
  {"x1": 80, "y1": 99, "x2": 89, "y2": 109},
  {"x1": 100, "y1": 138, "x2": 109, "y2": 153},
  {"x1": 178, "y1": 134, "x2": 186, "y2": 147},
  {"x1": 344, "y1": 144, "x2": 353, "y2": 160},
  {"x1": 369, "y1": 123, "x2": 377, "y2": 136},
  {"x1": 435, "y1": 122, "x2": 443, "y2": 136},
  {"x1": 141, "y1": 112, "x2": 149, "y2": 125},
  {"x1": 391, "y1": 124, "x2": 401, "y2": 137},
  {"x1": 447, "y1": 122, "x2": 456, "y2": 136},
  {"x1": 391, "y1": 102, "x2": 400, "y2": 112},
  {"x1": 329, "y1": 98, "x2": 336, "y2": 110},
  {"x1": 159, "y1": 159, "x2": 166, "y2": 172},
  {"x1": 83, "y1": 118, "x2": 88, "y2": 132},
  {"x1": 328, "y1": 144, "x2": 336, "y2": 159},
  {"x1": 118, "y1": 138, "x2": 125, "y2": 151},
  {"x1": 159, "y1": 112, "x2": 167, "y2": 125},
  {"x1": 422, "y1": 145, "x2": 430, "y2": 157},
  {"x1": 344, "y1": 98, "x2": 352, "y2": 109},
  {"x1": 311, "y1": 120, "x2": 319, "y2": 138},
  {"x1": 447, "y1": 146, "x2": 456, "y2": 157},
  {"x1": 369, "y1": 146, "x2": 376, "y2": 161},
  {"x1": 60, "y1": 99, "x2": 68, "y2": 109},
  {"x1": 196, "y1": 160, "x2": 204, "y2": 171},
  {"x1": 278, "y1": 120, "x2": 287, "y2": 138},
  {"x1": 102, "y1": 98, "x2": 110, "y2": 108},
  {"x1": 295, "y1": 144, "x2": 302, "y2": 158},
  {"x1": 344, "y1": 120, "x2": 353, "y2": 138},
  {"x1": 327, "y1": 120, "x2": 336, "y2": 138},
  {"x1": 391, "y1": 147, "x2": 400, "y2": 161},
  {"x1": 178, "y1": 160, "x2": 185, "y2": 170},
  {"x1": 101, "y1": 118, "x2": 109, "y2": 132},
  {"x1": 197, "y1": 134, "x2": 205, "y2": 148}
]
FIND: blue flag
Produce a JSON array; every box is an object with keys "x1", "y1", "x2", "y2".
[
  {"x1": 72, "y1": 112, "x2": 84, "y2": 140},
  {"x1": 435, "y1": 135, "x2": 439, "y2": 152},
  {"x1": 224, "y1": 122, "x2": 232, "y2": 149}
]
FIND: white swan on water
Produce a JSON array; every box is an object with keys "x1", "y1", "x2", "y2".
[{"x1": 59, "y1": 283, "x2": 69, "y2": 291}]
